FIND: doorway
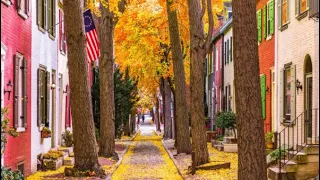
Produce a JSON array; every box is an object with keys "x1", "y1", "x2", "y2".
[
  {"x1": 51, "y1": 70, "x2": 56, "y2": 148},
  {"x1": 304, "y1": 55, "x2": 312, "y2": 144},
  {"x1": 271, "y1": 68, "x2": 275, "y2": 132}
]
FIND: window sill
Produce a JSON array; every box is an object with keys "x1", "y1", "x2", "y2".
[
  {"x1": 17, "y1": 9, "x2": 28, "y2": 20},
  {"x1": 38, "y1": 26, "x2": 46, "y2": 34},
  {"x1": 281, "y1": 122, "x2": 295, "y2": 127},
  {"x1": 49, "y1": 34, "x2": 56, "y2": 40},
  {"x1": 279, "y1": 23, "x2": 289, "y2": 32},
  {"x1": 265, "y1": 35, "x2": 272, "y2": 41},
  {"x1": 16, "y1": 127, "x2": 26, "y2": 132},
  {"x1": 296, "y1": 11, "x2": 308, "y2": 21},
  {"x1": 1, "y1": 0, "x2": 12, "y2": 6}
]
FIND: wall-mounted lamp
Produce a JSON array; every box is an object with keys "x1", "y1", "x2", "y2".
[
  {"x1": 51, "y1": 83, "x2": 56, "y2": 90},
  {"x1": 296, "y1": 79, "x2": 303, "y2": 94},
  {"x1": 63, "y1": 89, "x2": 67, "y2": 94},
  {"x1": 266, "y1": 86, "x2": 270, "y2": 93},
  {"x1": 4, "y1": 80, "x2": 14, "y2": 100}
]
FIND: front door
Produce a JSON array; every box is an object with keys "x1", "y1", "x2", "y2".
[
  {"x1": 51, "y1": 70, "x2": 56, "y2": 148},
  {"x1": 305, "y1": 74, "x2": 312, "y2": 144}
]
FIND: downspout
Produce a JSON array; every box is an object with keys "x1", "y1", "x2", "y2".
[{"x1": 274, "y1": 0, "x2": 279, "y2": 133}]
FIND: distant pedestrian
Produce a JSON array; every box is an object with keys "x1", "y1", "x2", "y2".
[{"x1": 142, "y1": 114, "x2": 145, "y2": 123}]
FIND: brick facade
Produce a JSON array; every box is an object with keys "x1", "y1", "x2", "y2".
[
  {"x1": 1, "y1": 1, "x2": 32, "y2": 176},
  {"x1": 274, "y1": 0, "x2": 319, "y2": 143},
  {"x1": 257, "y1": 0, "x2": 275, "y2": 133}
]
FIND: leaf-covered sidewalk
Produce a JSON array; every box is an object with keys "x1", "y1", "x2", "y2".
[{"x1": 111, "y1": 127, "x2": 182, "y2": 180}]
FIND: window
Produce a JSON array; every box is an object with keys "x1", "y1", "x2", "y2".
[
  {"x1": 224, "y1": 42, "x2": 227, "y2": 65},
  {"x1": 37, "y1": 0, "x2": 56, "y2": 38},
  {"x1": 17, "y1": 0, "x2": 30, "y2": 19},
  {"x1": 278, "y1": 0, "x2": 289, "y2": 29},
  {"x1": 1, "y1": 43, "x2": 6, "y2": 109},
  {"x1": 230, "y1": 37, "x2": 232, "y2": 61},
  {"x1": 14, "y1": 53, "x2": 28, "y2": 131},
  {"x1": 226, "y1": 39, "x2": 229, "y2": 64},
  {"x1": 220, "y1": 44, "x2": 222, "y2": 69},
  {"x1": 280, "y1": 64, "x2": 296, "y2": 124},
  {"x1": 1, "y1": 0, "x2": 12, "y2": 6},
  {"x1": 48, "y1": 0, "x2": 56, "y2": 38},
  {"x1": 296, "y1": 0, "x2": 309, "y2": 18},
  {"x1": 228, "y1": 85, "x2": 231, "y2": 111},
  {"x1": 17, "y1": 163, "x2": 24, "y2": 175},
  {"x1": 37, "y1": 66, "x2": 50, "y2": 127},
  {"x1": 264, "y1": 0, "x2": 274, "y2": 38},
  {"x1": 215, "y1": 48, "x2": 218, "y2": 72},
  {"x1": 59, "y1": 9, "x2": 67, "y2": 54}
]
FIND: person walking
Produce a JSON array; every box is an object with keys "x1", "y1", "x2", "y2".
[{"x1": 142, "y1": 114, "x2": 145, "y2": 123}]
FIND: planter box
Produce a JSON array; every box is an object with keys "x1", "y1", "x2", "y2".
[
  {"x1": 223, "y1": 143, "x2": 238, "y2": 152},
  {"x1": 206, "y1": 131, "x2": 217, "y2": 142},
  {"x1": 41, "y1": 131, "x2": 51, "y2": 138},
  {"x1": 43, "y1": 157, "x2": 63, "y2": 170}
]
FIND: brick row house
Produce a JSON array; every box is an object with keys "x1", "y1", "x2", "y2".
[
  {"x1": 1, "y1": 0, "x2": 32, "y2": 175},
  {"x1": 1, "y1": 0, "x2": 72, "y2": 176}
]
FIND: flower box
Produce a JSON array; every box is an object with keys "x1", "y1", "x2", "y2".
[
  {"x1": 43, "y1": 157, "x2": 63, "y2": 170},
  {"x1": 41, "y1": 131, "x2": 51, "y2": 138}
]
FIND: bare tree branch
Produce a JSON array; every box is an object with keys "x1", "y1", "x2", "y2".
[{"x1": 205, "y1": 0, "x2": 214, "y2": 51}]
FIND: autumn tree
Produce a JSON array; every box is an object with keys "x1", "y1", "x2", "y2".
[
  {"x1": 187, "y1": 0, "x2": 214, "y2": 165},
  {"x1": 165, "y1": 0, "x2": 192, "y2": 153},
  {"x1": 95, "y1": 0, "x2": 126, "y2": 159},
  {"x1": 232, "y1": 0, "x2": 267, "y2": 179},
  {"x1": 63, "y1": 0, "x2": 103, "y2": 175}
]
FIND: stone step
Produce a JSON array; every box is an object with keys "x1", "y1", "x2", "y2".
[
  {"x1": 69, "y1": 152, "x2": 74, "y2": 157},
  {"x1": 63, "y1": 157, "x2": 75, "y2": 166},
  {"x1": 280, "y1": 160, "x2": 298, "y2": 173},
  {"x1": 288, "y1": 151, "x2": 308, "y2": 164},
  {"x1": 296, "y1": 144, "x2": 319, "y2": 155},
  {"x1": 268, "y1": 167, "x2": 296, "y2": 180},
  {"x1": 296, "y1": 162, "x2": 319, "y2": 173},
  {"x1": 58, "y1": 146, "x2": 74, "y2": 155}
]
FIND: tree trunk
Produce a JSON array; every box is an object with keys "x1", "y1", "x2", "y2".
[
  {"x1": 187, "y1": 0, "x2": 214, "y2": 165},
  {"x1": 64, "y1": 0, "x2": 102, "y2": 174},
  {"x1": 163, "y1": 78, "x2": 172, "y2": 139},
  {"x1": 130, "y1": 110, "x2": 136, "y2": 133},
  {"x1": 232, "y1": 0, "x2": 267, "y2": 179},
  {"x1": 156, "y1": 98, "x2": 161, "y2": 132},
  {"x1": 98, "y1": 7, "x2": 116, "y2": 158},
  {"x1": 124, "y1": 115, "x2": 130, "y2": 136},
  {"x1": 166, "y1": 2, "x2": 192, "y2": 153}
]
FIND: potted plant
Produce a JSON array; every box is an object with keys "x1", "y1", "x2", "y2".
[
  {"x1": 41, "y1": 127, "x2": 52, "y2": 138},
  {"x1": 265, "y1": 132, "x2": 274, "y2": 149}
]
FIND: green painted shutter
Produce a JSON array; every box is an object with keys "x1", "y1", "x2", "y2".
[
  {"x1": 264, "y1": 5, "x2": 267, "y2": 38},
  {"x1": 279, "y1": 68, "x2": 284, "y2": 123},
  {"x1": 257, "y1": 10, "x2": 262, "y2": 43},
  {"x1": 14, "y1": 55, "x2": 20, "y2": 128},
  {"x1": 46, "y1": 71, "x2": 50, "y2": 126},
  {"x1": 37, "y1": 69, "x2": 42, "y2": 126},
  {"x1": 23, "y1": 59, "x2": 28, "y2": 128},
  {"x1": 290, "y1": 65, "x2": 296, "y2": 123},
  {"x1": 270, "y1": 0, "x2": 274, "y2": 35},
  {"x1": 261, "y1": 74, "x2": 266, "y2": 120}
]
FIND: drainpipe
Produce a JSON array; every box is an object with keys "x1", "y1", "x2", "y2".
[{"x1": 274, "y1": 0, "x2": 279, "y2": 133}]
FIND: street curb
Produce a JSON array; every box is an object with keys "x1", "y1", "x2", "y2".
[
  {"x1": 161, "y1": 139, "x2": 184, "y2": 179},
  {"x1": 105, "y1": 143, "x2": 131, "y2": 180}
]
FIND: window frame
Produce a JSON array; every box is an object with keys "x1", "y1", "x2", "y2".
[
  {"x1": 38, "y1": 65, "x2": 50, "y2": 128},
  {"x1": 278, "y1": 0, "x2": 290, "y2": 31},
  {"x1": 17, "y1": 0, "x2": 29, "y2": 20},
  {"x1": 283, "y1": 65, "x2": 291, "y2": 122},
  {"x1": 1, "y1": 0, "x2": 12, "y2": 6}
]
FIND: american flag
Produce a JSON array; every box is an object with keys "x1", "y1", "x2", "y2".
[{"x1": 83, "y1": 9, "x2": 100, "y2": 63}]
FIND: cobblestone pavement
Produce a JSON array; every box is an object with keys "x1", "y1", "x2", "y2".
[{"x1": 111, "y1": 118, "x2": 182, "y2": 180}]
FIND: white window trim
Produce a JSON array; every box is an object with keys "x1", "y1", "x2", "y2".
[
  {"x1": 1, "y1": 43, "x2": 7, "y2": 109},
  {"x1": 1, "y1": 0, "x2": 12, "y2": 6},
  {"x1": 266, "y1": 1, "x2": 272, "y2": 39}
]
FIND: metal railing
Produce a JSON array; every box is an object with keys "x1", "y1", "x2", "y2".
[{"x1": 277, "y1": 108, "x2": 319, "y2": 172}]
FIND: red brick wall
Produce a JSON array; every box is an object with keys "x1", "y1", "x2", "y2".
[
  {"x1": 257, "y1": 0, "x2": 275, "y2": 133},
  {"x1": 1, "y1": 1, "x2": 32, "y2": 176},
  {"x1": 214, "y1": 38, "x2": 223, "y2": 113}
]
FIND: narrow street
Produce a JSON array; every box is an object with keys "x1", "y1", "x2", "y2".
[{"x1": 111, "y1": 117, "x2": 182, "y2": 180}]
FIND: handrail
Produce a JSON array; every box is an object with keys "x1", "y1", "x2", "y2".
[{"x1": 277, "y1": 108, "x2": 319, "y2": 172}]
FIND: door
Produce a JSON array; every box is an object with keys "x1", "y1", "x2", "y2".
[
  {"x1": 271, "y1": 69, "x2": 275, "y2": 132},
  {"x1": 305, "y1": 74, "x2": 312, "y2": 144},
  {"x1": 51, "y1": 70, "x2": 56, "y2": 148},
  {"x1": 57, "y1": 74, "x2": 63, "y2": 146}
]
